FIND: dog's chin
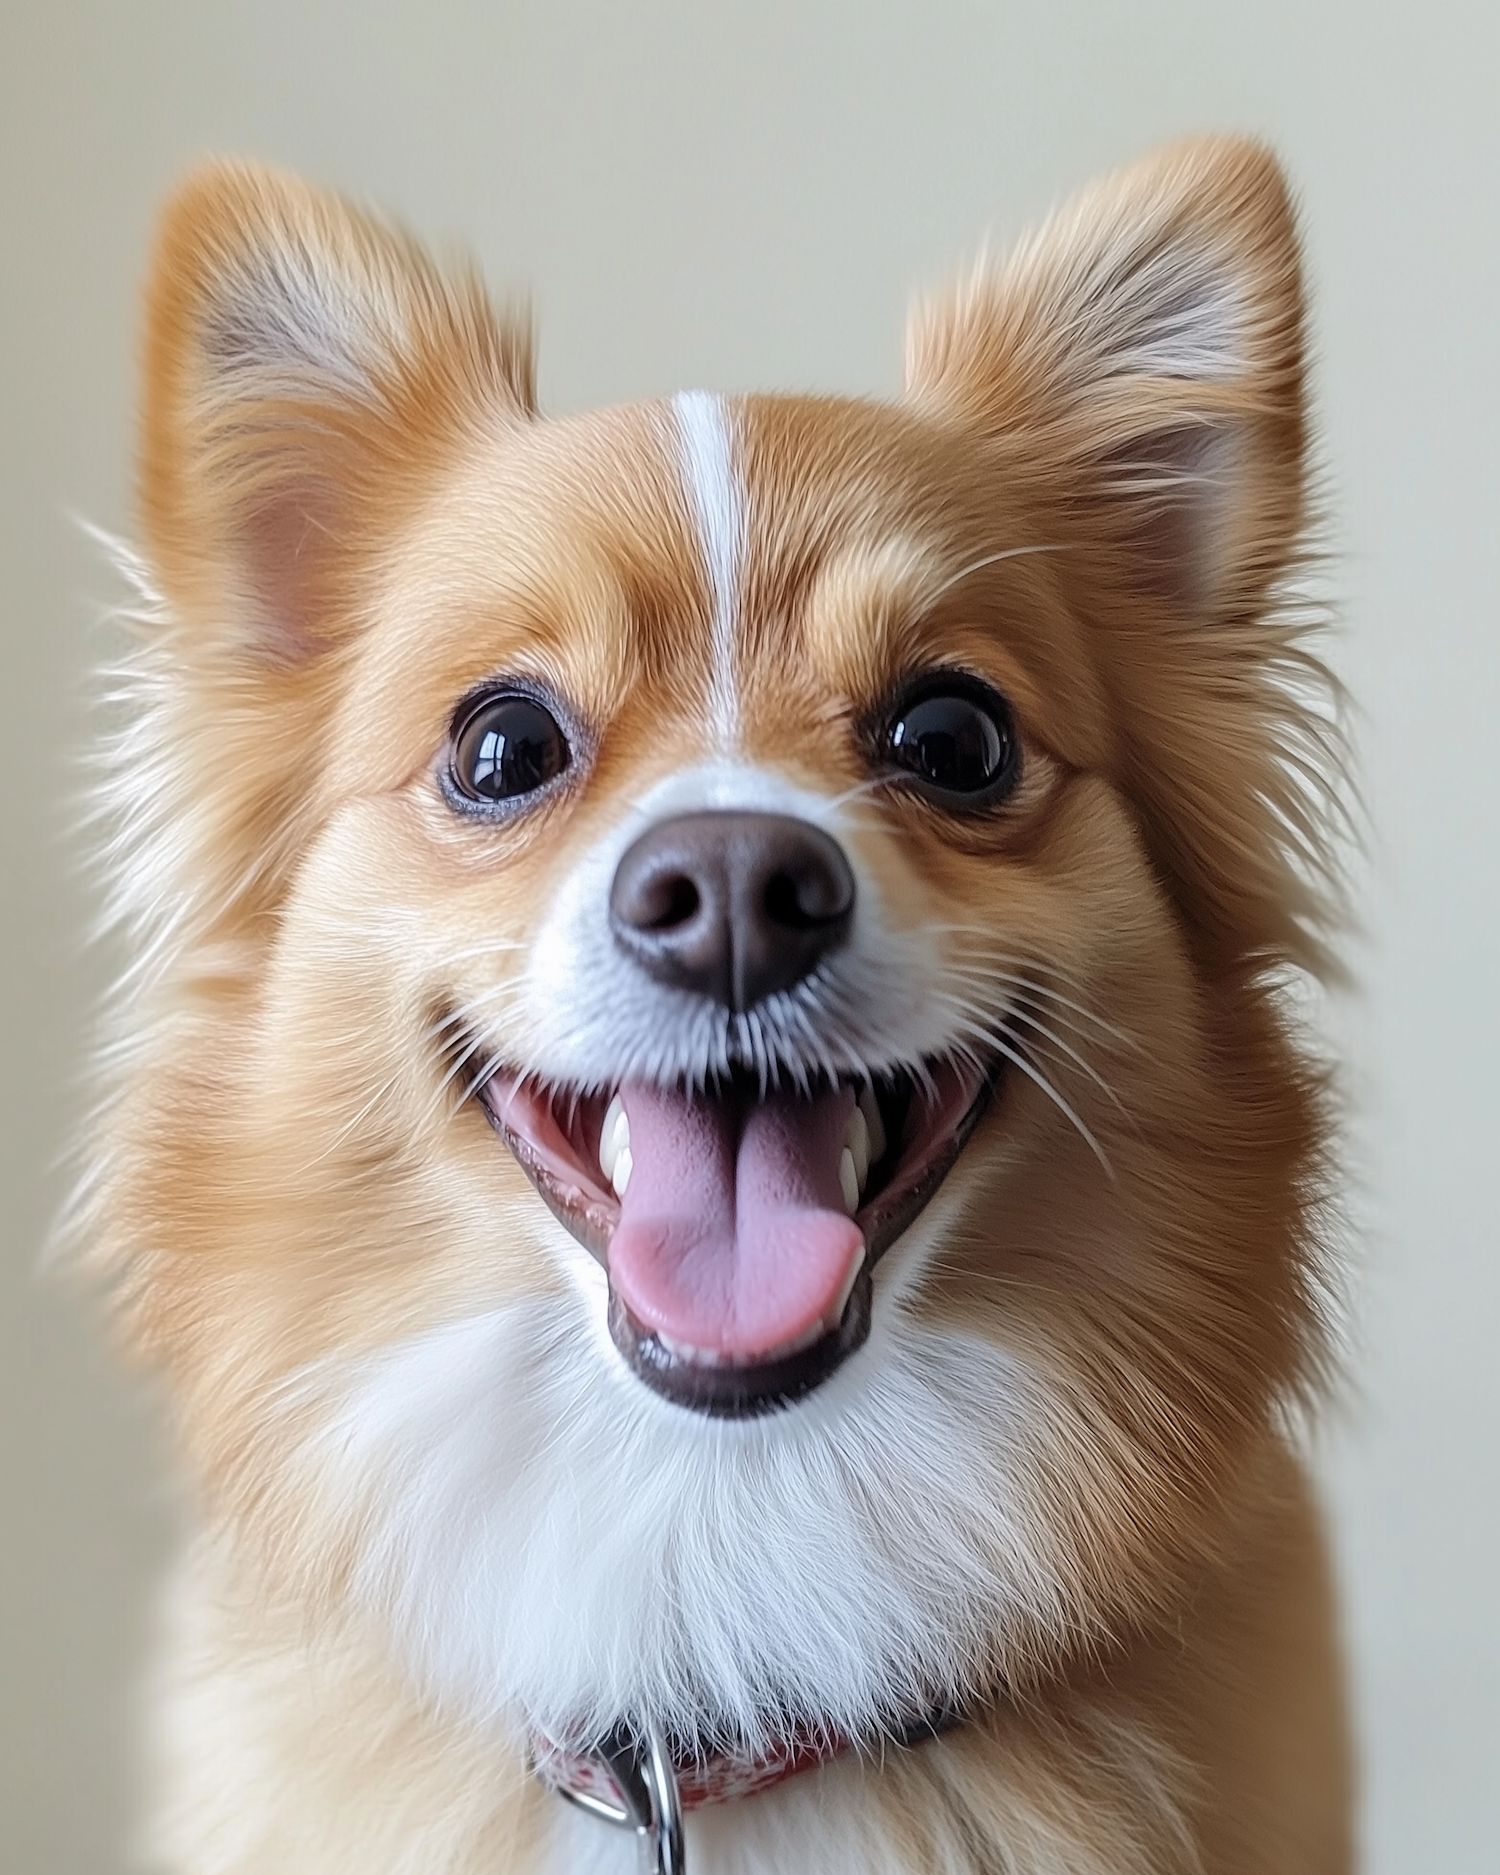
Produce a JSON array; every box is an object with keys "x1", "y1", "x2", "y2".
[
  {"x1": 318, "y1": 1278, "x2": 1050, "y2": 1760},
  {"x1": 477, "y1": 1058, "x2": 1000, "y2": 1416}
]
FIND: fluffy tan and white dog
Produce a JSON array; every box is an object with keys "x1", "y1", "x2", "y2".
[{"x1": 84, "y1": 138, "x2": 1351, "y2": 1873}]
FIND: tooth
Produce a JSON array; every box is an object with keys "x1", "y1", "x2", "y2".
[
  {"x1": 828, "y1": 1243, "x2": 866, "y2": 1324},
  {"x1": 858, "y1": 1086, "x2": 886, "y2": 1167},
  {"x1": 838, "y1": 1147, "x2": 860, "y2": 1216},
  {"x1": 611, "y1": 1145, "x2": 633, "y2": 1199},
  {"x1": 844, "y1": 1105, "x2": 870, "y2": 1190},
  {"x1": 599, "y1": 1094, "x2": 628, "y2": 1181},
  {"x1": 658, "y1": 1330, "x2": 724, "y2": 1367}
]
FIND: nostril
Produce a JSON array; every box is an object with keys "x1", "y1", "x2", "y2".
[
  {"x1": 619, "y1": 869, "x2": 704, "y2": 933},
  {"x1": 764, "y1": 870, "x2": 823, "y2": 931},
  {"x1": 650, "y1": 874, "x2": 701, "y2": 930},
  {"x1": 763, "y1": 849, "x2": 855, "y2": 931}
]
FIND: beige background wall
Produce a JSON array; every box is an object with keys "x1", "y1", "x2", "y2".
[{"x1": 2, "y1": 3, "x2": 1495, "y2": 1869}]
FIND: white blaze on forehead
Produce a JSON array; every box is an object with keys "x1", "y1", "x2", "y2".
[{"x1": 671, "y1": 390, "x2": 744, "y2": 747}]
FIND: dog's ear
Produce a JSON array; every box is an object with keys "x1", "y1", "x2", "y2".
[
  {"x1": 118, "y1": 167, "x2": 532, "y2": 962},
  {"x1": 141, "y1": 161, "x2": 534, "y2": 662},
  {"x1": 907, "y1": 142, "x2": 1340, "y2": 974},
  {"x1": 904, "y1": 138, "x2": 1305, "y2": 625}
]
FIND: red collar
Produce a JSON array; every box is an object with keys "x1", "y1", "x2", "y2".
[
  {"x1": 533, "y1": 1698, "x2": 964, "y2": 1821},
  {"x1": 533, "y1": 1722, "x2": 844, "y2": 1814}
]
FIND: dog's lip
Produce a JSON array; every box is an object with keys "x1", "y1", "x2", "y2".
[
  {"x1": 606, "y1": 1264, "x2": 876, "y2": 1418},
  {"x1": 477, "y1": 1056, "x2": 998, "y2": 1281}
]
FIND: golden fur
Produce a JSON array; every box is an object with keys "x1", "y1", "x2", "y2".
[{"x1": 84, "y1": 138, "x2": 1351, "y2": 1872}]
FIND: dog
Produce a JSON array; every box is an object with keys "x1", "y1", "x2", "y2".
[{"x1": 82, "y1": 136, "x2": 1351, "y2": 1872}]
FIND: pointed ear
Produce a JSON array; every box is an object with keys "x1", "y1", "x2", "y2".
[
  {"x1": 904, "y1": 139, "x2": 1306, "y2": 622},
  {"x1": 140, "y1": 161, "x2": 534, "y2": 661}
]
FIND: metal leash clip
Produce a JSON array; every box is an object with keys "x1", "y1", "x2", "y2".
[{"x1": 557, "y1": 1721, "x2": 686, "y2": 1875}]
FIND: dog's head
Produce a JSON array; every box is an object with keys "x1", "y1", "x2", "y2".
[{"x1": 92, "y1": 140, "x2": 1337, "y2": 1752}]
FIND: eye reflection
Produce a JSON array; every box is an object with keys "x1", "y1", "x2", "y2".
[
  {"x1": 450, "y1": 693, "x2": 569, "y2": 805},
  {"x1": 887, "y1": 681, "x2": 1016, "y2": 801}
]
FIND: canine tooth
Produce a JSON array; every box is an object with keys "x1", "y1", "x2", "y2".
[
  {"x1": 838, "y1": 1147, "x2": 860, "y2": 1216},
  {"x1": 599, "y1": 1094, "x2": 628, "y2": 1181},
  {"x1": 844, "y1": 1105, "x2": 870, "y2": 1189},
  {"x1": 611, "y1": 1145, "x2": 633, "y2": 1199},
  {"x1": 857, "y1": 1086, "x2": 886, "y2": 1166},
  {"x1": 828, "y1": 1243, "x2": 866, "y2": 1324}
]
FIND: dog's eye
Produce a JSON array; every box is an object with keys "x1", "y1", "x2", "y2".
[
  {"x1": 450, "y1": 692, "x2": 569, "y2": 804},
  {"x1": 886, "y1": 680, "x2": 1018, "y2": 803}
]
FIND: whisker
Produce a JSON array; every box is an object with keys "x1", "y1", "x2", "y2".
[
  {"x1": 300, "y1": 1066, "x2": 414, "y2": 1171},
  {"x1": 923, "y1": 927, "x2": 1101, "y2": 983},
  {"x1": 939, "y1": 960, "x2": 1134, "y2": 1040},
  {"x1": 436, "y1": 1030, "x2": 495, "y2": 1109},
  {"x1": 928, "y1": 982, "x2": 1119, "y2": 1105},
  {"x1": 423, "y1": 993, "x2": 531, "y2": 1123},
  {"x1": 939, "y1": 965, "x2": 1139, "y2": 1052},
  {"x1": 948, "y1": 995, "x2": 1129, "y2": 1117},
  {"x1": 439, "y1": 937, "x2": 528, "y2": 968},
  {"x1": 814, "y1": 774, "x2": 898, "y2": 818},
  {"x1": 932, "y1": 938, "x2": 1132, "y2": 1025},
  {"x1": 1001, "y1": 1017, "x2": 1134, "y2": 1128},
  {"x1": 422, "y1": 979, "x2": 529, "y2": 1045},
  {"x1": 920, "y1": 543, "x2": 1069, "y2": 608},
  {"x1": 462, "y1": 1050, "x2": 509, "y2": 1111},
  {"x1": 940, "y1": 1016, "x2": 1113, "y2": 1176}
]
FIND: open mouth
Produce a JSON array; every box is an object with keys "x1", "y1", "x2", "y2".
[{"x1": 479, "y1": 1058, "x2": 997, "y2": 1416}]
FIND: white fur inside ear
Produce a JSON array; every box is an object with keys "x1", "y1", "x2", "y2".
[
  {"x1": 203, "y1": 241, "x2": 392, "y2": 401},
  {"x1": 1108, "y1": 248, "x2": 1246, "y2": 383},
  {"x1": 185, "y1": 236, "x2": 409, "y2": 659}
]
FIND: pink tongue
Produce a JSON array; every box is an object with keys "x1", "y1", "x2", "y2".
[{"x1": 608, "y1": 1081, "x2": 864, "y2": 1362}]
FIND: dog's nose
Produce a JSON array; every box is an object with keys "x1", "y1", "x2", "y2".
[{"x1": 609, "y1": 811, "x2": 856, "y2": 1012}]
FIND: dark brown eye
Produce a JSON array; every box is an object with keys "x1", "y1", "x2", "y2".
[
  {"x1": 450, "y1": 692, "x2": 569, "y2": 804},
  {"x1": 887, "y1": 679, "x2": 1018, "y2": 803}
]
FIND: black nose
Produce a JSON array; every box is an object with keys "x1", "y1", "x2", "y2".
[{"x1": 609, "y1": 811, "x2": 856, "y2": 1012}]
